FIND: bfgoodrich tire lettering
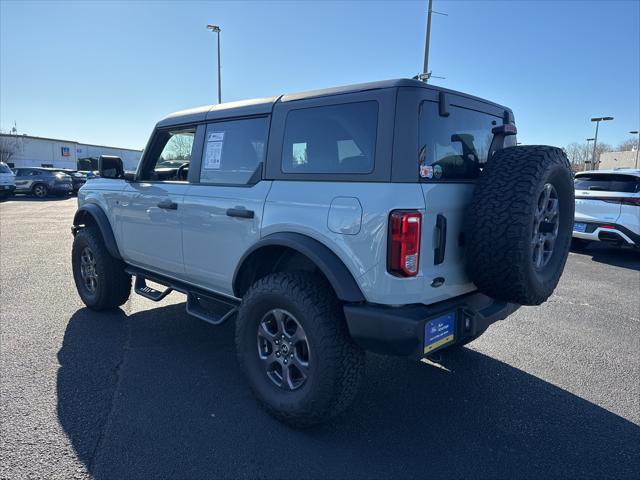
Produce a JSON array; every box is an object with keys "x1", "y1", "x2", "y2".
[
  {"x1": 466, "y1": 146, "x2": 574, "y2": 305},
  {"x1": 72, "y1": 227, "x2": 131, "y2": 310},
  {"x1": 235, "y1": 272, "x2": 365, "y2": 428}
]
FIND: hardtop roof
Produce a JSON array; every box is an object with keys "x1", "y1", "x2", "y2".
[{"x1": 157, "y1": 78, "x2": 512, "y2": 128}]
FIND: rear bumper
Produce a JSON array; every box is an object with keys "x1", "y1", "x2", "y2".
[
  {"x1": 573, "y1": 221, "x2": 639, "y2": 246},
  {"x1": 343, "y1": 292, "x2": 520, "y2": 358},
  {"x1": 0, "y1": 185, "x2": 15, "y2": 193}
]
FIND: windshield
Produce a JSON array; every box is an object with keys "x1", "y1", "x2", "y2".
[
  {"x1": 0, "y1": 164, "x2": 12, "y2": 174},
  {"x1": 574, "y1": 174, "x2": 639, "y2": 193}
]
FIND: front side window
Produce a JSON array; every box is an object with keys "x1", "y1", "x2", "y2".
[
  {"x1": 140, "y1": 129, "x2": 195, "y2": 181},
  {"x1": 419, "y1": 102, "x2": 502, "y2": 180},
  {"x1": 281, "y1": 101, "x2": 378, "y2": 174},
  {"x1": 200, "y1": 117, "x2": 269, "y2": 185}
]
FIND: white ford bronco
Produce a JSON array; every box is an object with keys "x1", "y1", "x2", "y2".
[{"x1": 71, "y1": 79, "x2": 574, "y2": 427}]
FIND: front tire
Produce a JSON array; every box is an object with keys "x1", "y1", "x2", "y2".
[
  {"x1": 235, "y1": 272, "x2": 365, "y2": 428},
  {"x1": 72, "y1": 227, "x2": 131, "y2": 310}
]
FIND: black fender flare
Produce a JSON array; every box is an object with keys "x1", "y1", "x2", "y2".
[
  {"x1": 72, "y1": 204, "x2": 122, "y2": 260},
  {"x1": 233, "y1": 232, "x2": 365, "y2": 303}
]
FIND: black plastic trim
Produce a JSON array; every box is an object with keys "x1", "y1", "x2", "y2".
[
  {"x1": 233, "y1": 232, "x2": 365, "y2": 302},
  {"x1": 343, "y1": 292, "x2": 520, "y2": 358},
  {"x1": 72, "y1": 204, "x2": 122, "y2": 260}
]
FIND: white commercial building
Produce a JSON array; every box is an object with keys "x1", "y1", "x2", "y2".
[
  {"x1": 598, "y1": 150, "x2": 639, "y2": 170},
  {"x1": 0, "y1": 133, "x2": 142, "y2": 171}
]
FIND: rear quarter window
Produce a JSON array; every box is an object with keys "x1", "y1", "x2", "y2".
[
  {"x1": 574, "y1": 174, "x2": 639, "y2": 193},
  {"x1": 281, "y1": 101, "x2": 378, "y2": 174},
  {"x1": 419, "y1": 102, "x2": 502, "y2": 180}
]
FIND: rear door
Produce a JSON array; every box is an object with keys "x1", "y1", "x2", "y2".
[
  {"x1": 181, "y1": 116, "x2": 271, "y2": 297},
  {"x1": 415, "y1": 93, "x2": 515, "y2": 301}
]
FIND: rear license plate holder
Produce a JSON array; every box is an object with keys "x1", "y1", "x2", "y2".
[
  {"x1": 424, "y1": 312, "x2": 456, "y2": 354},
  {"x1": 573, "y1": 222, "x2": 587, "y2": 233}
]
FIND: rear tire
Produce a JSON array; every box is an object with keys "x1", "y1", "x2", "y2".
[
  {"x1": 72, "y1": 227, "x2": 131, "y2": 310},
  {"x1": 235, "y1": 272, "x2": 365, "y2": 428},
  {"x1": 32, "y1": 183, "x2": 48, "y2": 198},
  {"x1": 466, "y1": 146, "x2": 574, "y2": 305}
]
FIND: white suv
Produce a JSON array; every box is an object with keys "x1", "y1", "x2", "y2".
[{"x1": 573, "y1": 169, "x2": 640, "y2": 248}]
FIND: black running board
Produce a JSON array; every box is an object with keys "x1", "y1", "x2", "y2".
[{"x1": 126, "y1": 266, "x2": 239, "y2": 326}]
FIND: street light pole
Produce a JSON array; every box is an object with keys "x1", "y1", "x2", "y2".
[
  {"x1": 585, "y1": 137, "x2": 595, "y2": 170},
  {"x1": 630, "y1": 130, "x2": 639, "y2": 169},
  {"x1": 590, "y1": 116, "x2": 613, "y2": 169},
  {"x1": 422, "y1": 0, "x2": 433, "y2": 82},
  {"x1": 206, "y1": 24, "x2": 222, "y2": 104}
]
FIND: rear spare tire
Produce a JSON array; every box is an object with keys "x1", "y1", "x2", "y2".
[{"x1": 466, "y1": 145, "x2": 574, "y2": 305}]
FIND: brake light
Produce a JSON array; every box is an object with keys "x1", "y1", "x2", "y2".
[
  {"x1": 600, "y1": 225, "x2": 616, "y2": 229},
  {"x1": 388, "y1": 211, "x2": 422, "y2": 277}
]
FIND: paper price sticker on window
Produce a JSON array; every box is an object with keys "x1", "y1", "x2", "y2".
[
  {"x1": 205, "y1": 131, "x2": 225, "y2": 169},
  {"x1": 208, "y1": 132, "x2": 225, "y2": 142},
  {"x1": 205, "y1": 141, "x2": 223, "y2": 170}
]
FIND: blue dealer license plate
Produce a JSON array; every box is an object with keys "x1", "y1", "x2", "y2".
[
  {"x1": 424, "y1": 312, "x2": 456, "y2": 354},
  {"x1": 573, "y1": 222, "x2": 587, "y2": 233}
]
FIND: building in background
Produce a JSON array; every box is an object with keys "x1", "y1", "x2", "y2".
[
  {"x1": 0, "y1": 133, "x2": 142, "y2": 171},
  {"x1": 598, "y1": 150, "x2": 638, "y2": 170}
]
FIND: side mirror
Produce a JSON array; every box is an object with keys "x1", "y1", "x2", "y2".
[{"x1": 99, "y1": 155, "x2": 124, "y2": 179}]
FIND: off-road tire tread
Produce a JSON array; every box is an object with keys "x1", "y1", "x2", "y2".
[
  {"x1": 236, "y1": 272, "x2": 365, "y2": 428},
  {"x1": 72, "y1": 226, "x2": 131, "y2": 310},
  {"x1": 466, "y1": 145, "x2": 573, "y2": 305}
]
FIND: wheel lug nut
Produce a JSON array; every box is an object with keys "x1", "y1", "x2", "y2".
[
  {"x1": 283, "y1": 359, "x2": 288, "y2": 364},
  {"x1": 275, "y1": 340, "x2": 279, "y2": 344},
  {"x1": 281, "y1": 335, "x2": 285, "y2": 339},
  {"x1": 276, "y1": 352, "x2": 280, "y2": 357},
  {"x1": 290, "y1": 354, "x2": 294, "y2": 359}
]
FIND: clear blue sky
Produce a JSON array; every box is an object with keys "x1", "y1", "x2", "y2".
[{"x1": 1, "y1": 0, "x2": 638, "y2": 150}]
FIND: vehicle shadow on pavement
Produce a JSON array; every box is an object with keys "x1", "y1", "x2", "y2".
[
  {"x1": 57, "y1": 305, "x2": 640, "y2": 479},
  {"x1": 572, "y1": 243, "x2": 640, "y2": 271}
]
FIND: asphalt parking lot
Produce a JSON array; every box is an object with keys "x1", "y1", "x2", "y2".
[{"x1": 1, "y1": 196, "x2": 639, "y2": 480}]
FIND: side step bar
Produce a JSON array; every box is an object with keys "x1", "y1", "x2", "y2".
[{"x1": 125, "y1": 266, "x2": 240, "y2": 326}]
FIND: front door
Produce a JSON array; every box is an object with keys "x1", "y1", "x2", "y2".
[
  {"x1": 181, "y1": 116, "x2": 271, "y2": 296},
  {"x1": 117, "y1": 126, "x2": 202, "y2": 277}
]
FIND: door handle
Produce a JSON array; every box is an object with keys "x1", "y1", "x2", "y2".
[
  {"x1": 434, "y1": 214, "x2": 447, "y2": 265},
  {"x1": 226, "y1": 208, "x2": 254, "y2": 219},
  {"x1": 157, "y1": 199, "x2": 178, "y2": 210}
]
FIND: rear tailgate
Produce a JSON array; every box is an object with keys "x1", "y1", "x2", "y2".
[{"x1": 574, "y1": 173, "x2": 640, "y2": 226}]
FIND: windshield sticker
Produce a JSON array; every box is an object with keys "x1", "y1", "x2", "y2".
[{"x1": 433, "y1": 164, "x2": 443, "y2": 179}]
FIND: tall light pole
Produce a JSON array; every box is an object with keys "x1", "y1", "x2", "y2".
[
  {"x1": 629, "y1": 130, "x2": 639, "y2": 168},
  {"x1": 590, "y1": 116, "x2": 613, "y2": 169},
  {"x1": 585, "y1": 137, "x2": 595, "y2": 170},
  {"x1": 419, "y1": 0, "x2": 446, "y2": 82},
  {"x1": 206, "y1": 24, "x2": 222, "y2": 104}
]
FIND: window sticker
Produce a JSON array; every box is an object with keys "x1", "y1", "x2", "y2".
[
  {"x1": 208, "y1": 132, "x2": 225, "y2": 142},
  {"x1": 204, "y1": 140, "x2": 223, "y2": 170}
]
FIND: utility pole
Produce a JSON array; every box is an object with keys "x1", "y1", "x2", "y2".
[
  {"x1": 206, "y1": 24, "x2": 222, "y2": 104},
  {"x1": 590, "y1": 116, "x2": 613, "y2": 169},
  {"x1": 630, "y1": 130, "x2": 639, "y2": 168}
]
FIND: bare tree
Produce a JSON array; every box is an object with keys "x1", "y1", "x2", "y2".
[
  {"x1": 564, "y1": 141, "x2": 612, "y2": 171},
  {"x1": 0, "y1": 131, "x2": 23, "y2": 164},
  {"x1": 617, "y1": 137, "x2": 638, "y2": 152}
]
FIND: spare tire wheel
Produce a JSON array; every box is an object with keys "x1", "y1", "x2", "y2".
[{"x1": 466, "y1": 145, "x2": 574, "y2": 306}]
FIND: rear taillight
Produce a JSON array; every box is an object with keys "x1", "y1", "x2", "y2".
[{"x1": 388, "y1": 210, "x2": 422, "y2": 277}]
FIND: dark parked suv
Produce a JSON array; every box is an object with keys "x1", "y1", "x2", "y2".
[{"x1": 13, "y1": 167, "x2": 74, "y2": 198}]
